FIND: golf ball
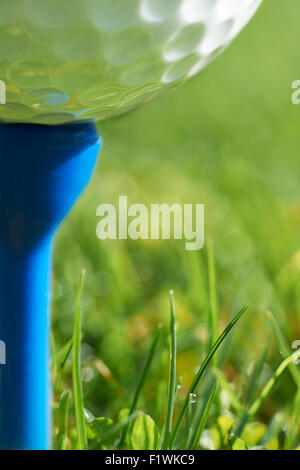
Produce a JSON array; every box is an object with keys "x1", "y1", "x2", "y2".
[{"x1": 0, "y1": 0, "x2": 262, "y2": 125}]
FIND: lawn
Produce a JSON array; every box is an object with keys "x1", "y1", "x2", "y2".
[{"x1": 52, "y1": 0, "x2": 300, "y2": 450}]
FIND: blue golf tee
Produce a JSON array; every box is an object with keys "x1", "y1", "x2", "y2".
[{"x1": 0, "y1": 122, "x2": 101, "y2": 449}]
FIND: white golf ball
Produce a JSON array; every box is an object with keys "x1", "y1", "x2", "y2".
[{"x1": 0, "y1": 0, "x2": 262, "y2": 125}]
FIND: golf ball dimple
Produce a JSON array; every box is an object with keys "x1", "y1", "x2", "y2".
[
  {"x1": 141, "y1": 0, "x2": 182, "y2": 23},
  {"x1": 0, "y1": 0, "x2": 262, "y2": 125}
]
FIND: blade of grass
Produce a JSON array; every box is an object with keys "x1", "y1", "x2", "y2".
[
  {"x1": 247, "y1": 350, "x2": 300, "y2": 421},
  {"x1": 55, "y1": 337, "x2": 74, "y2": 390},
  {"x1": 186, "y1": 375, "x2": 215, "y2": 448},
  {"x1": 118, "y1": 325, "x2": 161, "y2": 449},
  {"x1": 190, "y1": 381, "x2": 218, "y2": 450},
  {"x1": 245, "y1": 344, "x2": 269, "y2": 406},
  {"x1": 72, "y1": 269, "x2": 88, "y2": 450},
  {"x1": 56, "y1": 337, "x2": 73, "y2": 371},
  {"x1": 56, "y1": 391, "x2": 70, "y2": 450},
  {"x1": 212, "y1": 368, "x2": 243, "y2": 414},
  {"x1": 266, "y1": 310, "x2": 300, "y2": 388},
  {"x1": 162, "y1": 290, "x2": 177, "y2": 450},
  {"x1": 186, "y1": 400, "x2": 195, "y2": 447},
  {"x1": 170, "y1": 306, "x2": 247, "y2": 448},
  {"x1": 207, "y1": 239, "x2": 219, "y2": 358},
  {"x1": 265, "y1": 311, "x2": 300, "y2": 449},
  {"x1": 235, "y1": 345, "x2": 269, "y2": 436}
]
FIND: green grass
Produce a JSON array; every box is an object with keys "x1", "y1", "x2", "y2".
[
  {"x1": 72, "y1": 269, "x2": 88, "y2": 450},
  {"x1": 189, "y1": 381, "x2": 218, "y2": 450},
  {"x1": 52, "y1": 287, "x2": 299, "y2": 449},
  {"x1": 161, "y1": 291, "x2": 177, "y2": 450},
  {"x1": 51, "y1": 0, "x2": 300, "y2": 450},
  {"x1": 169, "y1": 306, "x2": 248, "y2": 448}
]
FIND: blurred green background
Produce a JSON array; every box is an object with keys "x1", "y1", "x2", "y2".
[{"x1": 53, "y1": 0, "x2": 300, "y2": 427}]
